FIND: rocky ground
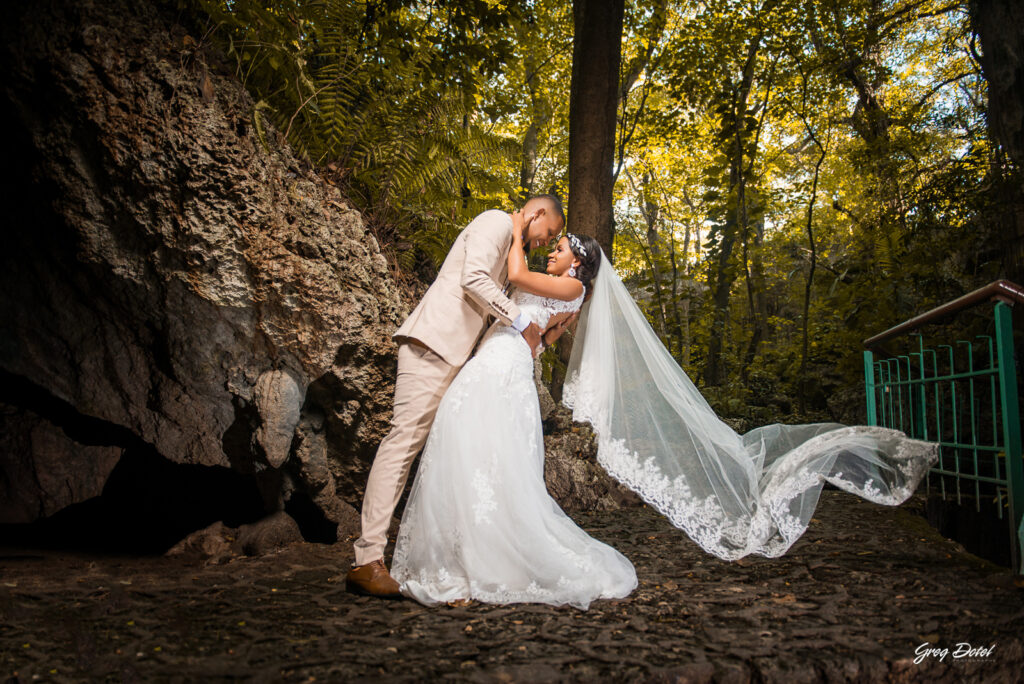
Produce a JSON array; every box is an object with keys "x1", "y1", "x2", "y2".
[{"x1": 2, "y1": 491, "x2": 1022, "y2": 683}]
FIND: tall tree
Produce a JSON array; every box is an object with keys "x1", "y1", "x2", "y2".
[
  {"x1": 971, "y1": 0, "x2": 1024, "y2": 278},
  {"x1": 703, "y1": 33, "x2": 764, "y2": 387},
  {"x1": 568, "y1": 0, "x2": 625, "y2": 257},
  {"x1": 971, "y1": 0, "x2": 1024, "y2": 166}
]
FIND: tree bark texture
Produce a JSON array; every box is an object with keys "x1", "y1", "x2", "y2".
[
  {"x1": 971, "y1": 0, "x2": 1024, "y2": 279},
  {"x1": 568, "y1": 0, "x2": 625, "y2": 259},
  {"x1": 971, "y1": 0, "x2": 1024, "y2": 167}
]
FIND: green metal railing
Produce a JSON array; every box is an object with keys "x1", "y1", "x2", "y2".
[{"x1": 863, "y1": 280, "x2": 1024, "y2": 574}]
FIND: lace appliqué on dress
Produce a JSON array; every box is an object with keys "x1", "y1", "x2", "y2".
[
  {"x1": 512, "y1": 290, "x2": 585, "y2": 330},
  {"x1": 472, "y1": 469, "x2": 497, "y2": 525}
]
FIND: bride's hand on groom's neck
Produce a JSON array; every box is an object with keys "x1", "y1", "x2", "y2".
[
  {"x1": 511, "y1": 210, "x2": 525, "y2": 241},
  {"x1": 512, "y1": 209, "x2": 539, "y2": 245}
]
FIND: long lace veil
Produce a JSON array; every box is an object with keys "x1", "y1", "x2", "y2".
[{"x1": 563, "y1": 250, "x2": 939, "y2": 560}]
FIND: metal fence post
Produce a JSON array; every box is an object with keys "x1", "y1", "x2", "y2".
[
  {"x1": 994, "y1": 301, "x2": 1023, "y2": 574},
  {"x1": 864, "y1": 350, "x2": 877, "y2": 426}
]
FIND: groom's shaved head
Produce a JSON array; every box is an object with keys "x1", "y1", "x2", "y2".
[
  {"x1": 520, "y1": 194, "x2": 565, "y2": 250},
  {"x1": 526, "y1": 194, "x2": 565, "y2": 227}
]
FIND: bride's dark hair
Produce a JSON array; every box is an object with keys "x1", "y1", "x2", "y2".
[{"x1": 566, "y1": 233, "x2": 601, "y2": 298}]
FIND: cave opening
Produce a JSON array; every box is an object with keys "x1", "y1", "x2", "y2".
[
  {"x1": 0, "y1": 445, "x2": 269, "y2": 555},
  {"x1": 284, "y1": 489, "x2": 339, "y2": 545}
]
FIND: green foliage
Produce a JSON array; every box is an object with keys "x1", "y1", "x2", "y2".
[
  {"x1": 612, "y1": 0, "x2": 997, "y2": 422},
  {"x1": 180, "y1": 0, "x2": 1008, "y2": 422},
  {"x1": 189, "y1": 0, "x2": 526, "y2": 267}
]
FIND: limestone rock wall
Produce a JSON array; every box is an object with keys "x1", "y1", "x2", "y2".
[
  {"x1": 0, "y1": 0, "x2": 405, "y2": 537},
  {"x1": 0, "y1": 0, "x2": 637, "y2": 547}
]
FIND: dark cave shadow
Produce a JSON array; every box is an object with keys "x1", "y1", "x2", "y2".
[{"x1": 0, "y1": 446, "x2": 267, "y2": 556}]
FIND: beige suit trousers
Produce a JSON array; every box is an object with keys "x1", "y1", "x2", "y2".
[{"x1": 353, "y1": 341, "x2": 460, "y2": 566}]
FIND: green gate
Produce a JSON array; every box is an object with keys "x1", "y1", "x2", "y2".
[{"x1": 863, "y1": 280, "x2": 1024, "y2": 574}]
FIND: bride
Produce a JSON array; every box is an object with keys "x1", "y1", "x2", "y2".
[
  {"x1": 391, "y1": 217, "x2": 637, "y2": 609},
  {"x1": 391, "y1": 212, "x2": 938, "y2": 609}
]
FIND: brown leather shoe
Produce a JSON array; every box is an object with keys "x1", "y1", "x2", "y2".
[{"x1": 345, "y1": 559, "x2": 402, "y2": 598}]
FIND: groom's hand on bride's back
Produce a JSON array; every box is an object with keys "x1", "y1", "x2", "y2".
[{"x1": 521, "y1": 322, "x2": 542, "y2": 356}]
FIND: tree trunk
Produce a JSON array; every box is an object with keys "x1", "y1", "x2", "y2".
[
  {"x1": 641, "y1": 174, "x2": 668, "y2": 336},
  {"x1": 971, "y1": 0, "x2": 1024, "y2": 166},
  {"x1": 799, "y1": 146, "x2": 826, "y2": 414},
  {"x1": 568, "y1": 0, "x2": 625, "y2": 258},
  {"x1": 971, "y1": 0, "x2": 1024, "y2": 279},
  {"x1": 703, "y1": 37, "x2": 761, "y2": 387},
  {"x1": 739, "y1": 78, "x2": 772, "y2": 381},
  {"x1": 681, "y1": 189, "x2": 699, "y2": 367},
  {"x1": 679, "y1": 221, "x2": 691, "y2": 367},
  {"x1": 740, "y1": 211, "x2": 768, "y2": 382},
  {"x1": 812, "y1": 2, "x2": 909, "y2": 258},
  {"x1": 665, "y1": 212, "x2": 684, "y2": 364},
  {"x1": 517, "y1": 29, "x2": 544, "y2": 200},
  {"x1": 704, "y1": 202, "x2": 739, "y2": 387}
]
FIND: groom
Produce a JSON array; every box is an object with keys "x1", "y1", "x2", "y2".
[{"x1": 346, "y1": 195, "x2": 566, "y2": 597}]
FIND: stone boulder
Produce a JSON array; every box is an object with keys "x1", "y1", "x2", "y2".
[
  {"x1": 164, "y1": 511, "x2": 304, "y2": 564},
  {"x1": 542, "y1": 406, "x2": 642, "y2": 512},
  {"x1": 0, "y1": 403, "x2": 122, "y2": 524}
]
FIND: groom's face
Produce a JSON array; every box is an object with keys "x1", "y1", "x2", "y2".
[{"x1": 523, "y1": 201, "x2": 564, "y2": 251}]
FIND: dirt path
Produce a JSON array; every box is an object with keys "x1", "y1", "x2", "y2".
[{"x1": 3, "y1": 491, "x2": 1022, "y2": 682}]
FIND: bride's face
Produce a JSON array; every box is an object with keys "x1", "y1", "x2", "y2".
[{"x1": 546, "y1": 237, "x2": 580, "y2": 276}]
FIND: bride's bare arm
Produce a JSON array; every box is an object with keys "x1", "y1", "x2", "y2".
[{"x1": 507, "y1": 211, "x2": 584, "y2": 301}]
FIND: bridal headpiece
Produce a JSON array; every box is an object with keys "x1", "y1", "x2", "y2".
[{"x1": 566, "y1": 233, "x2": 588, "y2": 257}]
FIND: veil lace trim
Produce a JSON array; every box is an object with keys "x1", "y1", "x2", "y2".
[{"x1": 562, "y1": 252, "x2": 939, "y2": 561}]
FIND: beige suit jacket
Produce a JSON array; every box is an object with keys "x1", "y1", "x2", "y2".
[{"x1": 393, "y1": 210, "x2": 523, "y2": 367}]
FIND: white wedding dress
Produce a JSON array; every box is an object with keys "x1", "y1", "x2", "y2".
[
  {"x1": 391, "y1": 290, "x2": 638, "y2": 609},
  {"x1": 392, "y1": 251, "x2": 939, "y2": 610}
]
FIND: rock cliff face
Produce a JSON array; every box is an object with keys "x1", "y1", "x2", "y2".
[
  {"x1": 0, "y1": 0, "x2": 637, "y2": 551},
  {"x1": 0, "y1": 0, "x2": 405, "y2": 541}
]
